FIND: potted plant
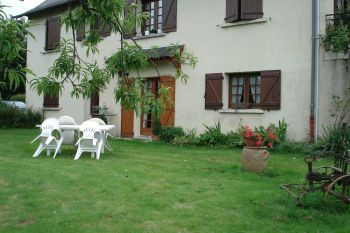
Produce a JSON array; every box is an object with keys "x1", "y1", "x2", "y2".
[
  {"x1": 239, "y1": 125, "x2": 279, "y2": 173},
  {"x1": 150, "y1": 28, "x2": 157, "y2": 34}
]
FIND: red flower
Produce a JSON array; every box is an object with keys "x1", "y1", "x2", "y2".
[
  {"x1": 256, "y1": 140, "x2": 262, "y2": 147},
  {"x1": 267, "y1": 142, "x2": 273, "y2": 148},
  {"x1": 245, "y1": 132, "x2": 252, "y2": 139},
  {"x1": 268, "y1": 132, "x2": 275, "y2": 140}
]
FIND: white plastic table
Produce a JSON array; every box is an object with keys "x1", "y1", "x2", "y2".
[{"x1": 36, "y1": 124, "x2": 115, "y2": 153}]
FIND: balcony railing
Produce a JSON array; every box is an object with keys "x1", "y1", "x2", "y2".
[{"x1": 326, "y1": 12, "x2": 350, "y2": 27}]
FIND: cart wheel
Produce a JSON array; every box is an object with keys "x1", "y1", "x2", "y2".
[{"x1": 324, "y1": 175, "x2": 350, "y2": 204}]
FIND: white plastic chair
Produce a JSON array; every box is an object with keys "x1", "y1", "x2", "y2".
[
  {"x1": 74, "y1": 121, "x2": 103, "y2": 160},
  {"x1": 58, "y1": 116, "x2": 77, "y2": 145},
  {"x1": 89, "y1": 118, "x2": 113, "y2": 152},
  {"x1": 31, "y1": 118, "x2": 63, "y2": 159}
]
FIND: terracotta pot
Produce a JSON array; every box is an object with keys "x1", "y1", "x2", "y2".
[
  {"x1": 241, "y1": 147, "x2": 269, "y2": 173},
  {"x1": 245, "y1": 138, "x2": 257, "y2": 147}
]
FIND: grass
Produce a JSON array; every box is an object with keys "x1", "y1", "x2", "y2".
[{"x1": 0, "y1": 129, "x2": 349, "y2": 233}]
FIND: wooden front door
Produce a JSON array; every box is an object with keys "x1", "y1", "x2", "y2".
[
  {"x1": 140, "y1": 76, "x2": 175, "y2": 136},
  {"x1": 121, "y1": 107, "x2": 134, "y2": 138}
]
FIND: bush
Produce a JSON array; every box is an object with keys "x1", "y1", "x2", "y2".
[
  {"x1": 0, "y1": 102, "x2": 42, "y2": 128},
  {"x1": 0, "y1": 102, "x2": 20, "y2": 128},
  {"x1": 10, "y1": 94, "x2": 25, "y2": 103},
  {"x1": 226, "y1": 130, "x2": 244, "y2": 148},
  {"x1": 320, "y1": 123, "x2": 350, "y2": 154},
  {"x1": 160, "y1": 126, "x2": 185, "y2": 142},
  {"x1": 198, "y1": 122, "x2": 228, "y2": 146},
  {"x1": 172, "y1": 129, "x2": 199, "y2": 146},
  {"x1": 269, "y1": 119, "x2": 288, "y2": 144},
  {"x1": 17, "y1": 108, "x2": 43, "y2": 128}
]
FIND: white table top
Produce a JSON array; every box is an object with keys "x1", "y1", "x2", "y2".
[{"x1": 36, "y1": 124, "x2": 115, "y2": 131}]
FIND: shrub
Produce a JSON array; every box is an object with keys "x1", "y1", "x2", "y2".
[
  {"x1": 321, "y1": 123, "x2": 350, "y2": 154},
  {"x1": 160, "y1": 126, "x2": 185, "y2": 142},
  {"x1": 0, "y1": 102, "x2": 20, "y2": 128},
  {"x1": 10, "y1": 94, "x2": 25, "y2": 103},
  {"x1": 0, "y1": 102, "x2": 42, "y2": 128},
  {"x1": 198, "y1": 122, "x2": 228, "y2": 146},
  {"x1": 172, "y1": 129, "x2": 199, "y2": 146},
  {"x1": 226, "y1": 130, "x2": 244, "y2": 148},
  {"x1": 269, "y1": 119, "x2": 288, "y2": 144},
  {"x1": 17, "y1": 108, "x2": 43, "y2": 128}
]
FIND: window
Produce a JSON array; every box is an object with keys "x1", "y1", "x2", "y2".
[
  {"x1": 204, "y1": 70, "x2": 281, "y2": 111},
  {"x1": 225, "y1": 0, "x2": 263, "y2": 23},
  {"x1": 138, "y1": 0, "x2": 177, "y2": 36},
  {"x1": 335, "y1": 0, "x2": 349, "y2": 13},
  {"x1": 45, "y1": 17, "x2": 61, "y2": 51},
  {"x1": 90, "y1": 19, "x2": 111, "y2": 38},
  {"x1": 76, "y1": 24, "x2": 85, "y2": 41},
  {"x1": 229, "y1": 73, "x2": 261, "y2": 109},
  {"x1": 229, "y1": 71, "x2": 281, "y2": 110},
  {"x1": 142, "y1": 0, "x2": 163, "y2": 34},
  {"x1": 43, "y1": 94, "x2": 59, "y2": 108},
  {"x1": 90, "y1": 92, "x2": 99, "y2": 115}
]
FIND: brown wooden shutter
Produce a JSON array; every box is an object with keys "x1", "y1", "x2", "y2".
[
  {"x1": 43, "y1": 94, "x2": 59, "y2": 108},
  {"x1": 260, "y1": 70, "x2": 281, "y2": 110},
  {"x1": 225, "y1": 0, "x2": 239, "y2": 23},
  {"x1": 76, "y1": 24, "x2": 85, "y2": 41},
  {"x1": 100, "y1": 23, "x2": 111, "y2": 37},
  {"x1": 90, "y1": 92, "x2": 99, "y2": 114},
  {"x1": 241, "y1": 0, "x2": 263, "y2": 20},
  {"x1": 160, "y1": 76, "x2": 175, "y2": 126},
  {"x1": 162, "y1": 0, "x2": 177, "y2": 32},
  {"x1": 205, "y1": 73, "x2": 223, "y2": 110},
  {"x1": 45, "y1": 17, "x2": 61, "y2": 51},
  {"x1": 123, "y1": 0, "x2": 137, "y2": 39}
]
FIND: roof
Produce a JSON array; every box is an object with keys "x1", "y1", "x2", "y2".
[
  {"x1": 15, "y1": 0, "x2": 75, "y2": 18},
  {"x1": 144, "y1": 45, "x2": 184, "y2": 59}
]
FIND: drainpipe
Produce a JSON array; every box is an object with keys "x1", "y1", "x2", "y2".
[{"x1": 310, "y1": 0, "x2": 319, "y2": 142}]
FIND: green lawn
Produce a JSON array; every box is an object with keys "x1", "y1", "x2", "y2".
[{"x1": 0, "y1": 129, "x2": 349, "y2": 233}]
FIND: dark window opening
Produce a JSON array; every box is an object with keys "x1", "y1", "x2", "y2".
[
  {"x1": 142, "y1": 0, "x2": 163, "y2": 34},
  {"x1": 43, "y1": 94, "x2": 59, "y2": 108}
]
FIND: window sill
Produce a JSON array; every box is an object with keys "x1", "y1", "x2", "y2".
[
  {"x1": 42, "y1": 107, "x2": 61, "y2": 111},
  {"x1": 133, "y1": 33, "x2": 166, "y2": 40},
  {"x1": 41, "y1": 50, "x2": 58, "y2": 54},
  {"x1": 219, "y1": 109, "x2": 264, "y2": 114},
  {"x1": 220, "y1": 17, "x2": 269, "y2": 28}
]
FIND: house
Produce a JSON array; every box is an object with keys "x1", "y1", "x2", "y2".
[{"x1": 19, "y1": 0, "x2": 349, "y2": 140}]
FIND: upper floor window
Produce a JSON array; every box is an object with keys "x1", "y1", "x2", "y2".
[
  {"x1": 335, "y1": 0, "x2": 349, "y2": 13},
  {"x1": 45, "y1": 17, "x2": 61, "y2": 51},
  {"x1": 225, "y1": 0, "x2": 263, "y2": 23},
  {"x1": 123, "y1": 0, "x2": 177, "y2": 37},
  {"x1": 143, "y1": 0, "x2": 163, "y2": 34}
]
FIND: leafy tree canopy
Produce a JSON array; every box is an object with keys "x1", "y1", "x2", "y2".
[
  {"x1": 30, "y1": 0, "x2": 198, "y2": 118},
  {"x1": 0, "y1": 3, "x2": 33, "y2": 97}
]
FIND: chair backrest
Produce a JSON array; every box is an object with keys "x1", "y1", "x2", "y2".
[
  {"x1": 80, "y1": 121, "x2": 101, "y2": 140},
  {"x1": 59, "y1": 116, "x2": 77, "y2": 144},
  {"x1": 41, "y1": 118, "x2": 60, "y2": 136},
  {"x1": 89, "y1": 118, "x2": 106, "y2": 125},
  {"x1": 58, "y1": 116, "x2": 77, "y2": 125}
]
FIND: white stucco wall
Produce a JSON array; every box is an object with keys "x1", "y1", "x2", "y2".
[{"x1": 25, "y1": 0, "x2": 346, "y2": 140}]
